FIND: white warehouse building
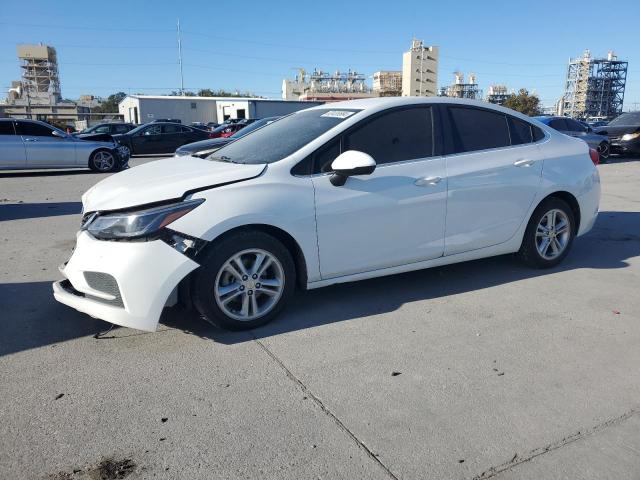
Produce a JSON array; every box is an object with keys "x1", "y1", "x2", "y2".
[{"x1": 118, "y1": 95, "x2": 322, "y2": 125}]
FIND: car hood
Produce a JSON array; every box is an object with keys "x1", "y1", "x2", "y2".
[
  {"x1": 594, "y1": 125, "x2": 640, "y2": 136},
  {"x1": 82, "y1": 156, "x2": 266, "y2": 212},
  {"x1": 177, "y1": 137, "x2": 230, "y2": 153}
]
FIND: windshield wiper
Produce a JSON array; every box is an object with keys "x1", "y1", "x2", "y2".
[{"x1": 210, "y1": 155, "x2": 235, "y2": 163}]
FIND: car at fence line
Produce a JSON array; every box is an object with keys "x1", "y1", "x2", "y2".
[
  {"x1": 0, "y1": 118, "x2": 130, "y2": 172},
  {"x1": 535, "y1": 116, "x2": 610, "y2": 161},
  {"x1": 594, "y1": 111, "x2": 640, "y2": 156},
  {"x1": 74, "y1": 122, "x2": 136, "y2": 139},
  {"x1": 111, "y1": 122, "x2": 211, "y2": 155},
  {"x1": 53, "y1": 98, "x2": 600, "y2": 333},
  {"x1": 175, "y1": 117, "x2": 281, "y2": 158}
]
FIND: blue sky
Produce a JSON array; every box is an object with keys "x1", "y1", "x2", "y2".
[{"x1": 1, "y1": 0, "x2": 638, "y2": 109}]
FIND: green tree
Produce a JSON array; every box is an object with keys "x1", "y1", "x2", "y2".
[
  {"x1": 502, "y1": 89, "x2": 542, "y2": 116},
  {"x1": 92, "y1": 92, "x2": 127, "y2": 113}
]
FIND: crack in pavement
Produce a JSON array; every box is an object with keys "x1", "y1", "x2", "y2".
[
  {"x1": 251, "y1": 336, "x2": 400, "y2": 480},
  {"x1": 474, "y1": 406, "x2": 640, "y2": 479}
]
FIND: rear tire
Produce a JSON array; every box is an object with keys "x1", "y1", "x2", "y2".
[
  {"x1": 518, "y1": 197, "x2": 576, "y2": 268},
  {"x1": 89, "y1": 149, "x2": 118, "y2": 173},
  {"x1": 192, "y1": 231, "x2": 296, "y2": 330}
]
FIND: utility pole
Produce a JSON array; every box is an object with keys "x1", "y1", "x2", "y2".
[{"x1": 177, "y1": 18, "x2": 185, "y2": 96}]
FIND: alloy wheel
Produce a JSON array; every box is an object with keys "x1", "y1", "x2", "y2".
[
  {"x1": 93, "y1": 151, "x2": 115, "y2": 172},
  {"x1": 535, "y1": 209, "x2": 571, "y2": 260},
  {"x1": 214, "y1": 249, "x2": 285, "y2": 321}
]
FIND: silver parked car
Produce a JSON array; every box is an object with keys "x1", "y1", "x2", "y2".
[
  {"x1": 0, "y1": 119, "x2": 130, "y2": 172},
  {"x1": 534, "y1": 116, "x2": 610, "y2": 161}
]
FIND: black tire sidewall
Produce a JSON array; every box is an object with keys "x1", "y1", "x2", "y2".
[
  {"x1": 520, "y1": 198, "x2": 576, "y2": 268},
  {"x1": 192, "y1": 231, "x2": 296, "y2": 330}
]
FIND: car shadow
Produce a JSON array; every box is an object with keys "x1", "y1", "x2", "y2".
[
  {"x1": 0, "y1": 281, "x2": 106, "y2": 357},
  {"x1": 162, "y1": 210, "x2": 640, "y2": 345},
  {"x1": 1, "y1": 210, "x2": 637, "y2": 356},
  {"x1": 0, "y1": 202, "x2": 83, "y2": 221},
  {"x1": 0, "y1": 169, "x2": 90, "y2": 178}
]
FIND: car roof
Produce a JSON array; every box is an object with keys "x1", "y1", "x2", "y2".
[{"x1": 304, "y1": 96, "x2": 539, "y2": 122}]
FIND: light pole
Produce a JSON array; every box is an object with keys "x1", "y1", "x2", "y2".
[{"x1": 177, "y1": 18, "x2": 185, "y2": 96}]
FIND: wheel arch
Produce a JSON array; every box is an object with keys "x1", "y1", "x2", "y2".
[
  {"x1": 534, "y1": 190, "x2": 581, "y2": 231},
  {"x1": 196, "y1": 223, "x2": 308, "y2": 290}
]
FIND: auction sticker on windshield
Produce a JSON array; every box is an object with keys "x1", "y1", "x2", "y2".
[{"x1": 320, "y1": 110, "x2": 356, "y2": 119}]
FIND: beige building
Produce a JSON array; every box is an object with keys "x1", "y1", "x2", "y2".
[
  {"x1": 373, "y1": 71, "x2": 402, "y2": 97},
  {"x1": 402, "y1": 39, "x2": 439, "y2": 97}
]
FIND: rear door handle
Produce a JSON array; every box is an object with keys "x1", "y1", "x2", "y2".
[
  {"x1": 414, "y1": 176, "x2": 442, "y2": 186},
  {"x1": 513, "y1": 159, "x2": 535, "y2": 167},
  {"x1": 24, "y1": 137, "x2": 37, "y2": 142}
]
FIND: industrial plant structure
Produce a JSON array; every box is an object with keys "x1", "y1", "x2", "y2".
[
  {"x1": 561, "y1": 50, "x2": 627, "y2": 120},
  {"x1": 402, "y1": 39, "x2": 439, "y2": 97},
  {"x1": 439, "y1": 72, "x2": 481, "y2": 99},
  {"x1": 282, "y1": 68, "x2": 374, "y2": 102},
  {"x1": 1, "y1": 44, "x2": 90, "y2": 123},
  {"x1": 486, "y1": 85, "x2": 510, "y2": 105},
  {"x1": 373, "y1": 71, "x2": 402, "y2": 97}
]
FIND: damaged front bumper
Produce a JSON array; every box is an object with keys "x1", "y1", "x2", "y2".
[{"x1": 53, "y1": 231, "x2": 199, "y2": 331}]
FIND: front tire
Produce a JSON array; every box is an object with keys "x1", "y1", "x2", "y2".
[
  {"x1": 518, "y1": 197, "x2": 576, "y2": 268},
  {"x1": 192, "y1": 231, "x2": 296, "y2": 330},
  {"x1": 89, "y1": 150, "x2": 118, "y2": 173}
]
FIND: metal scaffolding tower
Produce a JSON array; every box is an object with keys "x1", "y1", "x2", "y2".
[
  {"x1": 562, "y1": 50, "x2": 627, "y2": 120},
  {"x1": 17, "y1": 44, "x2": 61, "y2": 103}
]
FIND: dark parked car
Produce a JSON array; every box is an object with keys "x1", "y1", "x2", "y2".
[
  {"x1": 594, "y1": 112, "x2": 640, "y2": 156},
  {"x1": 535, "y1": 116, "x2": 610, "y2": 161},
  {"x1": 75, "y1": 122, "x2": 136, "y2": 137},
  {"x1": 175, "y1": 117, "x2": 280, "y2": 158},
  {"x1": 151, "y1": 118, "x2": 181, "y2": 124},
  {"x1": 112, "y1": 122, "x2": 211, "y2": 155}
]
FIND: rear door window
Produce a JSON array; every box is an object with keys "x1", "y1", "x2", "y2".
[
  {"x1": 162, "y1": 124, "x2": 181, "y2": 134},
  {"x1": 343, "y1": 107, "x2": 434, "y2": 165},
  {"x1": 0, "y1": 121, "x2": 16, "y2": 135},
  {"x1": 447, "y1": 107, "x2": 510, "y2": 153}
]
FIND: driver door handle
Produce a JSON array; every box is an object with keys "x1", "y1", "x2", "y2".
[
  {"x1": 24, "y1": 137, "x2": 38, "y2": 142},
  {"x1": 414, "y1": 176, "x2": 442, "y2": 186},
  {"x1": 513, "y1": 159, "x2": 535, "y2": 167}
]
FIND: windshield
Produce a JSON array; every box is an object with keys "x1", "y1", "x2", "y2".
[
  {"x1": 208, "y1": 109, "x2": 359, "y2": 164},
  {"x1": 230, "y1": 117, "x2": 279, "y2": 139},
  {"x1": 609, "y1": 112, "x2": 640, "y2": 126}
]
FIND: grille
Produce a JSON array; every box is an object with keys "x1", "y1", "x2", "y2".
[{"x1": 83, "y1": 271, "x2": 124, "y2": 307}]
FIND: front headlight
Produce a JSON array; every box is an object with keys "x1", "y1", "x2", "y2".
[
  {"x1": 621, "y1": 132, "x2": 640, "y2": 141},
  {"x1": 84, "y1": 199, "x2": 204, "y2": 240}
]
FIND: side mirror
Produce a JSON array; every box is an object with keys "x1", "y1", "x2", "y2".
[
  {"x1": 330, "y1": 150, "x2": 376, "y2": 187},
  {"x1": 52, "y1": 130, "x2": 68, "y2": 139}
]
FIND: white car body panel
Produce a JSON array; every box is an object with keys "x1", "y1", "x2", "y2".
[
  {"x1": 443, "y1": 141, "x2": 545, "y2": 255},
  {"x1": 82, "y1": 156, "x2": 266, "y2": 212},
  {"x1": 53, "y1": 97, "x2": 600, "y2": 332},
  {"x1": 54, "y1": 232, "x2": 198, "y2": 331},
  {"x1": 312, "y1": 156, "x2": 447, "y2": 278}
]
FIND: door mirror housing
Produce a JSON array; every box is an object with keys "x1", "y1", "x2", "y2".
[
  {"x1": 51, "y1": 130, "x2": 68, "y2": 139},
  {"x1": 330, "y1": 150, "x2": 376, "y2": 186}
]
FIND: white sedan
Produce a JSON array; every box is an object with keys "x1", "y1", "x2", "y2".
[{"x1": 53, "y1": 98, "x2": 600, "y2": 331}]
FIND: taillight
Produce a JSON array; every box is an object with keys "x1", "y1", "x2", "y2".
[{"x1": 589, "y1": 148, "x2": 600, "y2": 165}]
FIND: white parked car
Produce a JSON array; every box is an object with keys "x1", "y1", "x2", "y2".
[{"x1": 53, "y1": 98, "x2": 601, "y2": 332}]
